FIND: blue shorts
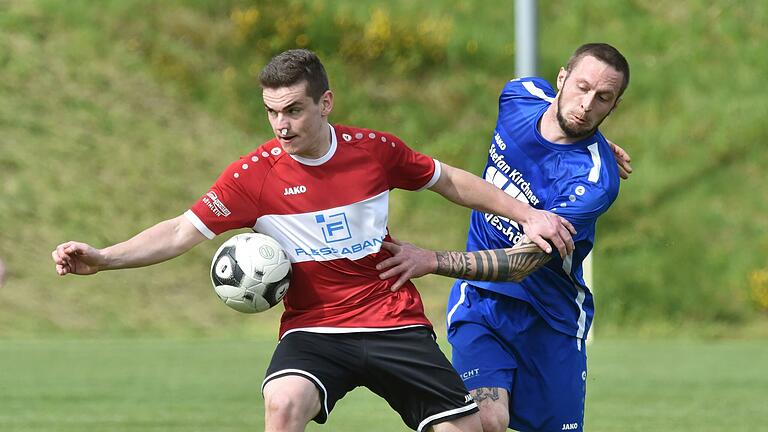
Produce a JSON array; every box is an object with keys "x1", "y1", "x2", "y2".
[{"x1": 446, "y1": 281, "x2": 587, "y2": 432}]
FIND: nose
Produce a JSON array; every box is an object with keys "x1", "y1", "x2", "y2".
[
  {"x1": 581, "y1": 92, "x2": 596, "y2": 112},
  {"x1": 274, "y1": 113, "x2": 290, "y2": 131}
]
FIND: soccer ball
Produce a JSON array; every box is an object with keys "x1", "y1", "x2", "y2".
[{"x1": 210, "y1": 233, "x2": 291, "y2": 313}]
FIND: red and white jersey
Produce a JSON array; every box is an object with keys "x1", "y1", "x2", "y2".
[{"x1": 186, "y1": 124, "x2": 441, "y2": 338}]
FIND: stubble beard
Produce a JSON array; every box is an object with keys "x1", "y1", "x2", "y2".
[{"x1": 556, "y1": 97, "x2": 605, "y2": 140}]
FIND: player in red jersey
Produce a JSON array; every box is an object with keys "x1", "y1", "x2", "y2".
[{"x1": 52, "y1": 49, "x2": 578, "y2": 432}]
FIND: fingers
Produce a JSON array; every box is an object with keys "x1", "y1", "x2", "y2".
[
  {"x1": 556, "y1": 217, "x2": 575, "y2": 257},
  {"x1": 378, "y1": 265, "x2": 401, "y2": 280},
  {"x1": 377, "y1": 260, "x2": 410, "y2": 291},
  {"x1": 531, "y1": 227, "x2": 572, "y2": 259},
  {"x1": 609, "y1": 141, "x2": 633, "y2": 179},
  {"x1": 51, "y1": 249, "x2": 68, "y2": 275},
  {"x1": 376, "y1": 256, "x2": 397, "y2": 271},
  {"x1": 379, "y1": 241, "x2": 399, "y2": 254},
  {"x1": 618, "y1": 167, "x2": 629, "y2": 180},
  {"x1": 390, "y1": 274, "x2": 409, "y2": 292},
  {"x1": 618, "y1": 159, "x2": 633, "y2": 177},
  {"x1": 52, "y1": 241, "x2": 87, "y2": 276},
  {"x1": 559, "y1": 216, "x2": 576, "y2": 235},
  {"x1": 529, "y1": 234, "x2": 554, "y2": 256},
  {"x1": 562, "y1": 229, "x2": 575, "y2": 256}
]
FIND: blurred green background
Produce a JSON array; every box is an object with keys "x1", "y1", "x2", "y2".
[
  {"x1": 1, "y1": 1, "x2": 768, "y2": 430},
  {"x1": 2, "y1": 0, "x2": 766, "y2": 337}
]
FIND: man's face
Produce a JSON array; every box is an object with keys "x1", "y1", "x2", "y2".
[
  {"x1": 555, "y1": 55, "x2": 624, "y2": 139},
  {"x1": 262, "y1": 81, "x2": 333, "y2": 158}
]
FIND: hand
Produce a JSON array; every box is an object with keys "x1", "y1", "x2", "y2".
[
  {"x1": 376, "y1": 239, "x2": 437, "y2": 292},
  {"x1": 520, "y1": 208, "x2": 575, "y2": 258},
  {"x1": 607, "y1": 139, "x2": 633, "y2": 180},
  {"x1": 51, "y1": 241, "x2": 105, "y2": 276}
]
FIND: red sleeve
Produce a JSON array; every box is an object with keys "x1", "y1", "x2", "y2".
[
  {"x1": 185, "y1": 157, "x2": 263, "y2": 239},
  {"x1": 373, "y1": 132, "x2": 440, "y2": 191}
]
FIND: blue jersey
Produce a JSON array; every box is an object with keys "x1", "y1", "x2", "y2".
[{"x1": 462, "y1": 77, "x2": 620, "y2": 339}]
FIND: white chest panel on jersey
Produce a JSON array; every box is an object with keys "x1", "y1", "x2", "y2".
[{"x1": 254, "y1": 190, "x2": 389, "y2": 263}]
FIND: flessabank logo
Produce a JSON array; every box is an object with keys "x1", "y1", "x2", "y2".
[
  {"x1": 315, "y1": 212, "x2": 352, "y2": 243},
  {"x1": 292, "y1": 210, "x2": 385, "y2": 259}
]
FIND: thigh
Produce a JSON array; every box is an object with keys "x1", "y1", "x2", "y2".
[
  {"x1": 261, "y1": 331, "x2": 361, "y2": 424},
  {"x1": 508, "y1": 317, "x2": 587, "y2": 432},
  {"x1": 362, "y1": 328, "x2": 478, "y2": 432},
  {"x1": 447, "y1": 284, "x2": 521, "y2": 394}
]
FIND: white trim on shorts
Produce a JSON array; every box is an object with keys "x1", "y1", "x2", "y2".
[
  {"x1": 417, "y1": 402, "x2": 479, "y2": 432},
  {"x1": 261, "y1": 369, "x2": 330, "y2": 421},
  {"x1": 281, "y1": 324, "x2": 427, "y2": 339}
]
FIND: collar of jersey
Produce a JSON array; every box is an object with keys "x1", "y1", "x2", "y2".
[
  {"x1": 533, "y1": 105, "x2": 601, "y2": 151},
  {"x1": 288, "y1": 124, "x2": 338, "y2": 166}
]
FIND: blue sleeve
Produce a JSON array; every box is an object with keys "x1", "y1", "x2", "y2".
[
  {"x1": 500, "y1": 77, "x2": 556, "y2": 104},
  {"x1": 549, "y1": 184, "x2": 614, "y2": 241}
]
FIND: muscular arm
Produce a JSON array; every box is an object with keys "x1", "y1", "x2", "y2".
[
  {"x1": 434, "y1": 236, "x2": 551, "y2": 282},
  {"x1": 377, "y1": 236, "x2": 551, "y2": 291},
  {"x1": 52, "y1": 215, "x2": 207, "y2": 276}
]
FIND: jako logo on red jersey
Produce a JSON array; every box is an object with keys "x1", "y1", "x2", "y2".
[{"x1": 284, "y1": 185, "x2": 307, "y2": 196}]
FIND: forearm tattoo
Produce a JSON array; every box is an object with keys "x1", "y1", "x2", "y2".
[
  {"x1": 435, "y1": 238, "x2": 551, "y2": 282},
  {"x1": 472, "y1": 387, "x2": 501, "y2": 404}
]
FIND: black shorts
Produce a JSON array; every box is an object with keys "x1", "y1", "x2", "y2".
[{"x1": 261, "y1": 327, "x2": 478, "y2": 431}]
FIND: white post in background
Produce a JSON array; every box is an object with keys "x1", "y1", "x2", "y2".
[
  {"x1": 515, "y1": 0, "x2": 595, "y2": 344},
  {"x1": 515, "y1": 0, "x2": 538, "y2": 78}
]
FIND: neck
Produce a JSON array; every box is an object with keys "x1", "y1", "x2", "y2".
[
  {"x1": 541, "y1": 101, "x2": 597, "y2": 144},
  {"x1": 303, "y1": 122, "x2": 332, "y2": 159},
  {"x1": 539, "y1": 105, "x2": 573, "y2": 144}
]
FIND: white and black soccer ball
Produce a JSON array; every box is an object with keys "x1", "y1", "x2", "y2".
[{"x1": 210, "y1": 233, "x2": 291, "y2": 313}]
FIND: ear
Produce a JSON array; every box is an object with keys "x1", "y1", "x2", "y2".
[
  {"x1": 556, "y1": 67, "x2": 568, "y2": 91},
  {"x1": 320, "y1": 90, "x2": 334, "y2": 117}
]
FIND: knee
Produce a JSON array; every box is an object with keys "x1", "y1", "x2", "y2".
[
  {"x1": 265, "y1": 392, "x2": 300, "y2": 426},
  {"x1": 478, "y1": 406, "x2": 509, "y2": 432},
  {"x1": 263, "y1": 385, "x2": 319, "y2": 431}
]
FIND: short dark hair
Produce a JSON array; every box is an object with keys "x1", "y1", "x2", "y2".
[
  {"x1": 258, "y1": 49, "x2": 330, "y2": 102},
  {"x1": 566, "y1": 43, "x2": 630, "y2": 97}
]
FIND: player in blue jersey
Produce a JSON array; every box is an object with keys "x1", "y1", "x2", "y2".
[{"x1": 378, "y1": 43, "x2": 630, "y2": 432}]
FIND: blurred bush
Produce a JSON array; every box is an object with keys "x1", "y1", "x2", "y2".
[{"x1": 751, "y1": 269, "x2": 768, "y2": 312}]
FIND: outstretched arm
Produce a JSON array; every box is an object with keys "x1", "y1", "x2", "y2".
[
  {"x1": 52, "y1": 214, "x2": 207, "y2": 276},
  {"x1": 428, "y1": 162, "x2": 575, "y2": 258},
  {"x1": 377, "y1": 237, "x2": 551, "y2": 291}
]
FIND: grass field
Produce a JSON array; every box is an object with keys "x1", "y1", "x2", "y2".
[{"x1": 1, "y1": 337, "x2": 766, "y2": 431}]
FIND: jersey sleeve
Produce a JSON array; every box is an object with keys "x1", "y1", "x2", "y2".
[
  {"x1": 501, "y1": 77, "x2": 556, "y2": 105},
  {"x1": 548, "y1": 183, "x2": 615, "y2": 241},
  {"x1": 185, "y1": 158, "x2": 261, "y2": 239},
  {"x1": 372, "y1": 132, "x2": 440, "y2": 191}
]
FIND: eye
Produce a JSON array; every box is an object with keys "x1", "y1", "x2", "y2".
[{"x1": 288, "y1": 107, "x2": 302, "y2": 115}]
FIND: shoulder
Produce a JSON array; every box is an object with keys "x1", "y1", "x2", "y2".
[
  {"x1": 549, "y1": 137, "x2": 620, "y2": 210},
  {"x1": 592, "y1": 133, "x2": 621, "y2": 194},
  {"x1": 334, "y1": 124, "x2": 403, "y2": 146},
  {"x1": 221, "y1": 138, "x2": 285, "y2": 183},
  {"x1": 501, "y1": 77, "x2": 556, "y2": 102},
  {"x1": 333, "y1": 124, "x2": 407, "y2": 156}
]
